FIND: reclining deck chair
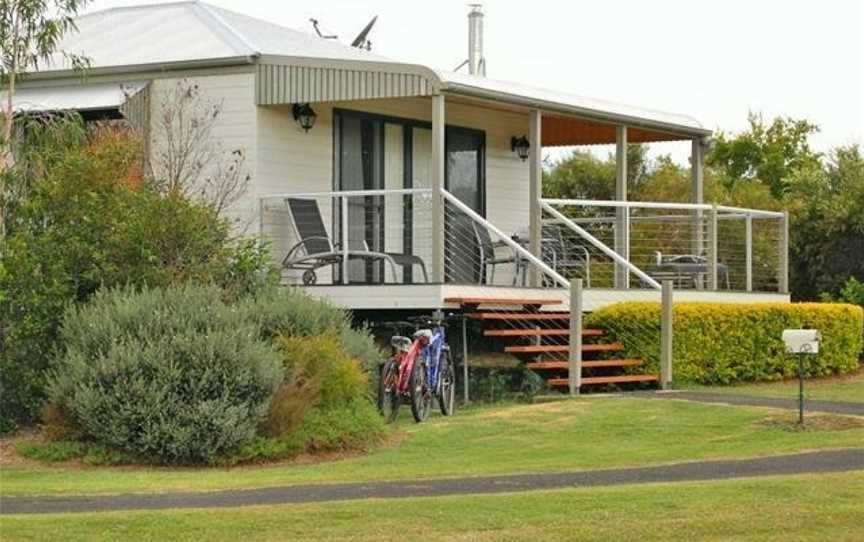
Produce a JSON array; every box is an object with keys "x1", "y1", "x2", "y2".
[{"x1": 281, "y1": 198, "x2": 428, "y2": 285}]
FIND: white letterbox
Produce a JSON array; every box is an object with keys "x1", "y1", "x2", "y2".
[{"x1": 782, "y1": 329, "x2": 821, "y2": 354}]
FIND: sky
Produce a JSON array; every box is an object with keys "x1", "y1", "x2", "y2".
[{"x1": 84, "y1": 0, "x2": 864, "y2": 164}]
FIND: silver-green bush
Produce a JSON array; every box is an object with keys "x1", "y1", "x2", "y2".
[{"x1": 48, "y1": 285, "x2": 284, "y2": 464}]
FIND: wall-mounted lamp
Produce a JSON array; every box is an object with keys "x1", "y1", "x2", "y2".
[
  {"x1": 511, "y1": 135, "x2": 530, "y2": 161},
  {"x1": 292, "y1": 103, "x2": 317, "y2": 132}
]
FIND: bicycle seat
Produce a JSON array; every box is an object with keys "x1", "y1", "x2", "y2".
[
  {"x1": 413, "y1": 329, "x2": 433, "y2": 340},
  {"x1": 390, "y1": 336, "x2": 412, "y2": 352}
]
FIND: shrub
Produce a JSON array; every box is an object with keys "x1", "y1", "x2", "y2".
[
  {"x1": 1, "y1": 118, "x2": 276, "y2": 430},
  {"x1": 586, "y1": 302, "x2": 863, "y2": 385},
  {"x1": 262, "y1": 334, "x2": 372, "y2": 438},
  {"x1": 257, "y1": 334, "x2": 385, "y2": 460},
  {"x1": 239, "y1": 288, "x2": 383, "y2": 369},
  {"x1": 47, "y1": 285, "x2": 283, "y2": 464}
]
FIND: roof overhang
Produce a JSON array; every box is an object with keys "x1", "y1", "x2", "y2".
[{"x1": 2, "y1": 81, "x2": 148, "y2": 113}]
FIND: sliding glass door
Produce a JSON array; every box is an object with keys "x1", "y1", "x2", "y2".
[{"x1": 334, "y1": 110, "x2": 484, "y2": 285}]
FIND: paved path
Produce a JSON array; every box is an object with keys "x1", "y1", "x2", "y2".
[
  {"x1": 3, "y1": 449, "x2": 863, "y2": 515},
  {"x1": 644, "y1": 391, "x2": 864, "y2": 417}
]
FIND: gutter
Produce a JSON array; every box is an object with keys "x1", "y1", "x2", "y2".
[{"x1": 20, "y1": 55, "x2": 259, "y2": 83}]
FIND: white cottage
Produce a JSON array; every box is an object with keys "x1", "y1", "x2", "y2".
[{"x1": 8, "y1": 1, "x2": 789, "y2": 319}]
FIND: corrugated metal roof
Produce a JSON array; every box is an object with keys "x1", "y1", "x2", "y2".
[
  {"x1": 436, "y1": 71, "x2": 706, "y2": 135},
  {"x1": 31, "y1": 1, "x2": 708, "y2": 137},
  {"x1": 41, "y1": 1, "x2": 388, "y2": 72}
]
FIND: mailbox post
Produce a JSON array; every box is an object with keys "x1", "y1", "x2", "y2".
[{"x1": 781, "y1": 329, "x2": 821, "y2": 424}]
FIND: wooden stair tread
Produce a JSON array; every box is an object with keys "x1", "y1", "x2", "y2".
[
  {"x1": 466, "y1": 312, "x2": 570, "y2": 321},
  {"x1": 484, "y1": 328, "x2": 603, "y2": 337},
  {"x1": 525, "y1": 359, "x2": 644, "y2": 370},
  {"x1": 445, "y1": 297, "x2": 562, "y2": 306},
  {"x1": 548, "y1": 374, "x2": 659, "y2": 386},
  {"x1": 505, "y1": 343, "x2": 623, "y2": 354}
]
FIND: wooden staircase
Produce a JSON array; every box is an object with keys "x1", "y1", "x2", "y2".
[{"x1": 446, "y1": 296, "x2": 659, "y2": 390}]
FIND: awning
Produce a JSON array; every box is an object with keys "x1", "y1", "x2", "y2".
[{"x1": 2, "y1": 82, "x2": 148, "y2": 113}]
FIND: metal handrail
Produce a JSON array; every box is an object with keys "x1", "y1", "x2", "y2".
[
  {"x1": 541, "y1": 201, "x2": 662, "y2": 290},
  {"x1": 260, "y1": 187, "x2": 433, "y2": 201},
  {"x1": 441, "y1": 189, "x2": 570, "y2": 288},
  {"x1": 541, "y1": 197, "x2": 784, "y2": 218}
]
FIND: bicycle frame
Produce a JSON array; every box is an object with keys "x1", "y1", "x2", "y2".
[
  {"x1": 423, "y1": 325, "x2": 447, "y2": 393},
  {"x1": 393, "y1": 333, "x2": 429, "y2": 394}
]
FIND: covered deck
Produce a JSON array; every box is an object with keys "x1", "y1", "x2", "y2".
[{"x1": 256, "y1": 55, "x2": 789, "y2": 311}]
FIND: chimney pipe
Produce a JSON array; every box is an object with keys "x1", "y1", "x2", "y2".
[{"x1": 468, "y1": 4, "x2": 485, "y2": 76}]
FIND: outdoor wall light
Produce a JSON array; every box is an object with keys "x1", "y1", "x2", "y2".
[
  {"x1": 292, "y1": 103, "x2": 317, "y2": 132},
  {"x1": 511, "y1": 135, "x2": 530, "y2": 161}
]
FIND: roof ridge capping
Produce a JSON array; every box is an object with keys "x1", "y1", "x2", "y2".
[{"x1": 191, "y1": 1, "x2": 259, "y2": 57}]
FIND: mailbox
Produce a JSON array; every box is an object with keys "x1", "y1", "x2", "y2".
[{"x1": 782, "y1": 329, "x2": 821, "y2": 355}]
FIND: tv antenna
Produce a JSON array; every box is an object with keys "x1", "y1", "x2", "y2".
[
  {"x1": 350, "y1": 16, "x2": 378, "y2": 50},
  {"x1": 309, "y1": 18, "x2": 338, "y2": 40}
]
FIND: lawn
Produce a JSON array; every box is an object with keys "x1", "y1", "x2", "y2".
[
  {"x1": 3, "y1": 397, "x2": 864, "y2": 497},
  {"x1": 689, "y1": 368, "x2": 864, "y2": 403},
  {"x1": 2, "y1": 472, "x2": 863, "y2": 541}
]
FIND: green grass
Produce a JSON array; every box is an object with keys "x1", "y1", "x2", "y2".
[
  {"x1": 3, "y1": 397, "x2": 864, "y2": 497},
  {"x1": 2, "y1": 472, "x2": 863, "y2": 541},
  {"x1": 689, "y1": 369, "x2": 864, "y2": 403}
]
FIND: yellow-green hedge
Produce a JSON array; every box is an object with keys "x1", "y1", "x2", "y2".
[{"x1": 585, "y1": 302, "x2": 863, "y2": 385}]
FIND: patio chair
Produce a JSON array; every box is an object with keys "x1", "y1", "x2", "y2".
[
  {"x1": 281, "y1": 198, "x2": 427, "y2": 285},
  {"x1": 472, "y1": 221, "x2": 521, "y2": 285},
  {"x1": 539, "y1": 224, "x2": 591, "y2": 287}
]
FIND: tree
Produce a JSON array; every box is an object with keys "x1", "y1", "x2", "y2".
[
  {"x1": 1, "y1": 0, "x2": 89, "y2": 239},
  {"x1": 707, "y1": 112, "x2": 821, "y2": 198},
  {"x1": 786, "y1": 145, "x2": 864, "y2": 299},
  {"x1": 149, "y1": 79, "x2": 250, "y2": 221},
  {"x1": 543, "y1": 144, "x2": 648, "y2": 200}
]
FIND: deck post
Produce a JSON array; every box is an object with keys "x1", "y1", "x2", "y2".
[
  {"x1": 614, "y1": 125, "x2": 629, "y2": 289},
  {"x1": 431, "y1": 94, "x2": 446, "y2": 283},
  {"x1": 778, "y1": 211, "x2": 789, "y2": 294},
  {"x1": 691, "y1": 139, "x2": 705, "y2": 260},
  {"x1": 528, "y1": 109, "x2": 543, "y2": 287},
  {"x1": 745, "y1": 212, "x2": 753, "y2": 292},
  {"x1": 568, "y1": 279, "x2": 583, "y2": 395},
  {"x1": 341, "y1": 196, "x2": 349, "y2": 284},
  {"x1": 660, "y1": 280, "x2": 673, "y2": 390},
  {"x1": 707, "y1": 204, "x2": 718, "y2": 290},
  {"x1": 462, "y1": 314, "x2": 470, "y2": 403}
]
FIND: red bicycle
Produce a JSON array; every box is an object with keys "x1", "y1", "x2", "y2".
[{"x1": 378, "y1": 328, "x2": 432, "y2": 423}]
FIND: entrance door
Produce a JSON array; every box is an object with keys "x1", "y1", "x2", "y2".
[{"x1": 445, "y1": 127, "x2": 486, "y2": 283}]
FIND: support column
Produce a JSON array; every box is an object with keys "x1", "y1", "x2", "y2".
[
  {"x1": 528, "y1": 109, "x2": 543, "y2": 287},
  {"x1": 691, "y1": 138, "x2": 705, "y2": 258},
  {"x1": 614, "y1": 125, "x2": 629, "y2": 289},
  {"x1": 745, "y1": 213, "x2": 753, "y2": 292},
  {"x1": 431, "y1": 94, "x2": 446, "y2": 283},
  {"x1": 660, "y1": 280, "x2": 674, "y2": 390},
  {"x1": 569, "y1": 279, "x2": 583, "y2": 395},
  {"x1": 707, "y1": 204, "x2": 718, "y2": 290},
  {"x1": 779, "y1": 211, "x2": 790, "y2": 294}
]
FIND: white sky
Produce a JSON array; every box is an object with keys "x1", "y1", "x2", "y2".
[{"x1": 86, "y1": 0, "x2": 864, "y2": 164}]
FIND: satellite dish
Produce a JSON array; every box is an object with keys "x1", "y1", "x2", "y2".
[{"x1": 350, "y1": 16, "x2": 377, "y2": 50}]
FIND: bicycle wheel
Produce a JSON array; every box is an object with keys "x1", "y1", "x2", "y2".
[
  {"x1": 409, "y1": 359, "x2": 431, "y2": 423},
  {"x1": 378, "y1": 359, "x2": 400, "y2": 423},
  {"x1": 438, "y1": 348, "x2": 456, "y2": 416}
]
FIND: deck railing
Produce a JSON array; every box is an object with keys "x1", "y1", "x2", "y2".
[
  {"x1": 540, "y1": 198, "x2": 788, "y2": 293},
  {"x1": 260, "y1": 188, "x2": 788, "y2": 293}
]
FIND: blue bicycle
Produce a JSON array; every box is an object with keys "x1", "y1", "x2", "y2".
[{"x1": 409, "y1": 310, "x2": 457, "y2": 421}]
